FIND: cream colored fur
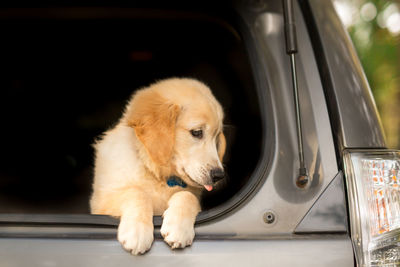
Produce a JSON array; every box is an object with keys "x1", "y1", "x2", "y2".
[{"x1": 90, "y1": 78, "x2": 226, "y2": 255}]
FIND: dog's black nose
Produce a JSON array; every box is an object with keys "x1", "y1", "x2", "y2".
[{"x1": 210, "y1": 168, "x2": 225, "y2": 183}]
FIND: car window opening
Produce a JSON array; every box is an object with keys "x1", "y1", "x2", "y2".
[{"x1": 0, "y1": 9, "x2": 263, "y2": 222}]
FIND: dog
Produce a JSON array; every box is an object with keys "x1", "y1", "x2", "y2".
[{"x1": 90, "y1": 78, "x2": 226, "y2": 255}]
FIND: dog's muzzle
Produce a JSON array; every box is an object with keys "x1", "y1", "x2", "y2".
[{"x1": 210, "y1": 168, "x2": 225, "y2": 184}]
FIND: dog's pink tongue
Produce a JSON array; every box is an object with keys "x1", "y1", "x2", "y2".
[{"x1": 204, "y1": 185, "x2": 213, "y2": 191}]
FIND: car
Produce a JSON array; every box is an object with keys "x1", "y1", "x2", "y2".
[{"x1": 0, "y1": 0, "x2": 397, "y2": 266}]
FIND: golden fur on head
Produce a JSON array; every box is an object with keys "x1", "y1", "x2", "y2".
[
  {"x1": 126, "y1": 90, "x2": 180, "y2": 167},
  {"x1": 121, "y1": 78, "x2": 225, "y2": 186},
  {"x1": 90, "y1": 78, "x2": 226, "y2": 255}
]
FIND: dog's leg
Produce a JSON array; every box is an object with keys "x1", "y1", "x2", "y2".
[
  {"x1": 117, "y1": 188, "x2": 154, "y2": 255},
  {"x1": 160, "y1": 191, "x2": 201, "y2": 249}
]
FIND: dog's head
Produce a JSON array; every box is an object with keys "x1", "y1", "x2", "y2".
[{"x1": 125, "y1": 78, "x2": 226, "y2": 191}]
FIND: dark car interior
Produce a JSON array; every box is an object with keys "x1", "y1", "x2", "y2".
[{"x1": 0, "y1": 5, "x2": 262, "y2": 214}]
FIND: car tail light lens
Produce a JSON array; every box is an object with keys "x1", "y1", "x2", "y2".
[{"x1": 344, "y1": 150, "x2": 400, "y2": 266}]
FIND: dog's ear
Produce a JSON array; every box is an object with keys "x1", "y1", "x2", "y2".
[
  {"x1": 217, "y1": 132, "x2": 226, "y2": 162},
  {"x1": 126, "y1": 90, "x2": 180, "y2": 166}
]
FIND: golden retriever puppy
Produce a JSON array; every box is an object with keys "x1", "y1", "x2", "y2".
[{"x1": 90, "y1": 78, "x2": 226, "y2": 255}]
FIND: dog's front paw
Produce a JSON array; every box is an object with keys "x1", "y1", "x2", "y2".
[
  {"x1": 118, "y1": 218, "x2": 154, "y2": 255},
  {"x1": 160, "y1": 210, "x2": 195, "y2": 249}
]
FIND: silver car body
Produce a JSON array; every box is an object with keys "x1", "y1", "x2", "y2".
[{"x1": 0, "y1": 0, "x2": 385, "y2": 266}]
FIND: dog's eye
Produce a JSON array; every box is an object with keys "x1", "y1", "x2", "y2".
[{"x1": 190, "y1": 129, "x2": 203, "y2": 139}]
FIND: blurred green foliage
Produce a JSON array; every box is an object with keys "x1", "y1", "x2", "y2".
[{"x1": 337, "y1": 0, "x2": 400, "y2": 148}]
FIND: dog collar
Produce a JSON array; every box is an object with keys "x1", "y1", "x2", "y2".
[{"x1": 167, "y1": 176, "x2": 187, "y2": 188}]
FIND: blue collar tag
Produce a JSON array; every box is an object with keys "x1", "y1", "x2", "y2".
[{"x1": 167, "y1": 176, "x2": 187, "y2": 188}]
